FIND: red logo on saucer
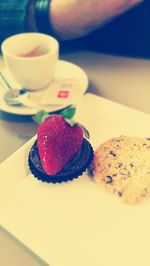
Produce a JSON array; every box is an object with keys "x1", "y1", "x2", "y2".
[{"x1": 57, "y1": 90, "x2": 69, "y2": 98}]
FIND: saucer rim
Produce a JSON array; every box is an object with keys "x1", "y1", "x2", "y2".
[{"x1": 0, "y1": 60, "x2": 88, "y2": 115}]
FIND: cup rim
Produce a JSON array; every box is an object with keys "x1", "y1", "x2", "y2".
[{"x1": 1, "y1": 33, "x2": 59, "y2": 61}]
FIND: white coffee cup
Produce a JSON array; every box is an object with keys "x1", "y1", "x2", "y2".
[{"x1": 1, "y1": 33, "x2": 59, "y2": 90}]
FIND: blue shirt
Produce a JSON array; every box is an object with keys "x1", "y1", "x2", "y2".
[{"x1": 0, "y1": 0, "x2": 30, "y2": 43}]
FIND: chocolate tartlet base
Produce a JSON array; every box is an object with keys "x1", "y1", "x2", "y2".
[{"x1": 28, "y1": 138, "x2": 94, "y2": 183}]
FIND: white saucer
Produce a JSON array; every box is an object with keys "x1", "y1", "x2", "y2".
[{"x1": 0, "y1": 60, "x2": 88, "y2": 115}]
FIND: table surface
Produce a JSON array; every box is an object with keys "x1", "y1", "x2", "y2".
[{"x1": 1, "y1": 51, "x2": 150, "y2": 266}]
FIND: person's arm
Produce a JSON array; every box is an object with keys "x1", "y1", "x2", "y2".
[
  {"x1": 50, "y1": 0, "x2": 143, "y2": 39},
  {"x1": 0, "y1": 0, "x2": 143, "y2": 44}
]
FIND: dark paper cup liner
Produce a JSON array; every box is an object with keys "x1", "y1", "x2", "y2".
[{"x1": 28, "y1": 139, "x2": 94, "y2": 184}]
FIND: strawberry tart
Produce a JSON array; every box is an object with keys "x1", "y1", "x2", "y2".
[{"x1": 28, "y1": 114, "x2": 93, "y2": 183}]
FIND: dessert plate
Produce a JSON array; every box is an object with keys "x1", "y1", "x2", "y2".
[
  {"x1": 0, "y1": 60, "x2": 88, "y2": 115},
  {"x1": 1, "y1": 94, "x2": 150, "y2": 266}
]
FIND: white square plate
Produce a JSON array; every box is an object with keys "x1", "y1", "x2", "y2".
[{"x1": 1, "y1": 94, "x2": 150, "y2": 266}]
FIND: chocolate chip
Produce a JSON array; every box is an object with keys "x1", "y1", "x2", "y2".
[
  {"x1": 115, "y1": 163, "x2": 123, "y2": 169},
  {"x1": 117, "y1": 191, "x2": 123, "y2": 197},
  {"x1": 109, "y1": 150, "x2": 117, "y2": 157},
  {"x1": 105, "y1": 176, "x2": 113, "y2": 184},
  {"x1": 129, "y1": 163, "x2": 134, "y2": 168}
]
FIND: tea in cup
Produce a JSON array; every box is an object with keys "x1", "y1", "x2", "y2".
[{"x1": 1, "y1": 33, "x2": 59, "y2": 91}]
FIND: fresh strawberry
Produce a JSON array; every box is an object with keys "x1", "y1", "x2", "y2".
[{"x1": 37, "y1": 114, "x2": 83, "y2": 175}]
